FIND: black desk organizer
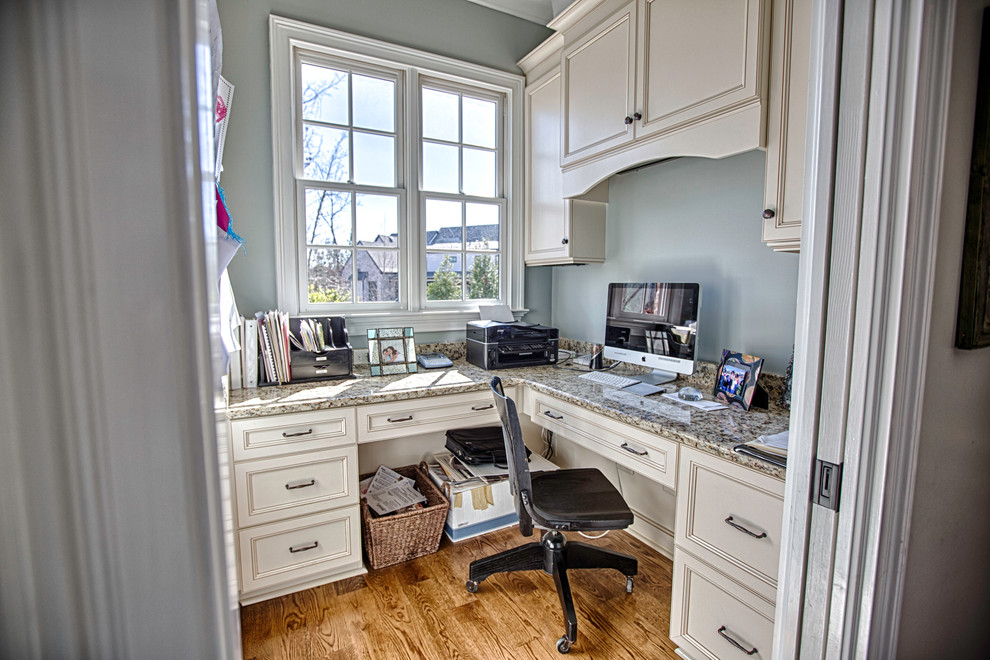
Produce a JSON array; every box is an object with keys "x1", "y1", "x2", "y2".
[{"x1": 259, "y1": 316, "x2": 353, "y2": 385}]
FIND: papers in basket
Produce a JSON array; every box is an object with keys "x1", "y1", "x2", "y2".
[{"x1": 361, "y1": 465, "x2": 427, "y2": 516}]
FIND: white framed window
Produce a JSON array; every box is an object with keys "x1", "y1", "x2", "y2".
[{"x1": 270, "y1": 16, "x2": 525, "y2": 332}]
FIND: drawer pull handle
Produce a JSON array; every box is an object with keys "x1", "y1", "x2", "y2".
[
  {"x1": 717, "y1": 626, "x2": 758, "y2": 655},
  {"x1": 285, "y1": 478, "x2": 316, "y2": 490},
  {"x1": 620, "y1": 442, "x2": 648, "y2": 456},
  {"x1": 282, "y1": 429, "x2": 314, "y2": 438},
  {"x1": 471, "y1": 404, "x2": 494, "y2": 411},
  {"x1": 387, "y1": 415, "x2": 413, "y2": 423},
  {"x1": 724, "y1": 516, "x2": 768, "y2": 539},
  {"x1": 288, "y1": 541, "x2": 320, "y2": 554},
  {"x1": 543, "y1": 411, "x2": 563, "y2": 420}
]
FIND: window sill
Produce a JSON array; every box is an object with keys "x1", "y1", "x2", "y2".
[{"x1": 301, "y1": 308, "x2": 529, "y2": 336}]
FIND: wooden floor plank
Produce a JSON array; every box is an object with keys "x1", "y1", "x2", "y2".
[{"x1": 240, "y1": 528, "x2": 681, "y2": 659}]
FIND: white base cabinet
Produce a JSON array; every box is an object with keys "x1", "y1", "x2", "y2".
[
  {"x1": 229, "y1": 408, "x2": 362, "y2": 604},
  {"x1": 671, "y1": 550, "x2": 776, "y2": 659},
  {"x1": 237, "y1": 507, "x2": 362, "y2": 597},
  {"x1": 670, "y1": 445, "x2": 784, "y2": 658}
]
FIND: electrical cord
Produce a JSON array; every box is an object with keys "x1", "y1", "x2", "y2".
[
  {"x1": 578, "y1": 530, "x2": 610, "y2": 539},
  {"x1": 553, "y1": 355, "x2": 620, "y2": 373}
]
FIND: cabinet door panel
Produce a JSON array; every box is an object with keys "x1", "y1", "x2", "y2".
[
  {"x1": 676, "y1": 445, "x2": 784, "y2": 588},
  {"x1": 230, "y1": 408, "x2": 356, "y2": 461},
  {"x1": 638, "y1": 0, "x2": 766, "y2": 139},
  {"x1": 527, "y1": 72, "x2": 570, "y2": 261},
  {"x1": 670, "y1": 551, "x2": 775, "y2": 659},
  {"x1": 234, "y1": 446, "x2": 358, "y2": 527},
  {"x1": 763, "y1": 0, "x2": 811, "y2": 252},
  {"x1": 238, "y1": 507, "x2": 361, "y2": 595},
  {"x1": 561, "y1": 3, "x2": 636, "y2": 165}
]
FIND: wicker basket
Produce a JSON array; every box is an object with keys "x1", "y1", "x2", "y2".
[{"x1": 361, "y1": 463, "x2": 449, "y2": 570}]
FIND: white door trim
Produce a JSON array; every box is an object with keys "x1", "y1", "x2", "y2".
[
  {"x1": 774, "y1": 0, "x2": 956, "y2": 657},
  {"x1": 0, "y1": 1, "x2": 239, "y2": 657}
]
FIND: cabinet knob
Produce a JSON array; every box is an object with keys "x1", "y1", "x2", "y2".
[
  {"x1": 561, "y1": 237, "x2": 569, "y2": 245},
  {"x1": 624, "y1": 116, "x2": 634, "y2": 125},
  {"x1": 633, "y1": 112, "x2": 642, "y2": 121},
  {"x1": 624, "y1": 112, "x2": 643, "y2": 125},
  {"x1": 763, "y1": 208, "x2": 775, "y2": 219}
]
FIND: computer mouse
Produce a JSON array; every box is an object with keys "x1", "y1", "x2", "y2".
[{"x1": 678, "y1": 386, "x2": 703, "y2": 401}]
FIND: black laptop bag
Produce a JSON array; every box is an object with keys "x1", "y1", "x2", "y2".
[{"x1": 445, "y1": 425, "x2": 529, "y2": 467}]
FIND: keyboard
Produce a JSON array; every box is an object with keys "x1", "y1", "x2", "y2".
[{"x1": 578, "y1": 371, "x2": 641, "y2": 388}]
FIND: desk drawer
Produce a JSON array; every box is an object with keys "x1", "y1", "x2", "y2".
[
  {"x1": 357, "y1": 389, "x2": 514, "y2": 444},
  {"x1": 230, "y1": 408, "x2": 356, "y2": 461},
  {"x1": 670, "y1": 550, "x2": 775, "y2": 660},
  {"x1": 233, "y1": 446, "x2": 358, "y2": 527},
  {"x1": 529, "y1": 392, "x2": 676, "y2": 489},
  {"x1": 238, "y1": 506, "x2": 361, "y2": 595},
  {"x1": 676, "y1": 445, "x2": 784, "y2": 587}
]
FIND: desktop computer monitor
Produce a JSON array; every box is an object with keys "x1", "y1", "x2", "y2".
[{"x1": 602, "y1": 282, "x2": 700, "y2": 385}]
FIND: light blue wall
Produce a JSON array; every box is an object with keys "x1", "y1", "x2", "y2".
[
  {"x1": 216, "y1": 0, "x2": 551, "y2": 342},
  {"x1": 216, "y1": 2, "x2": 794, "y2": 362},
  {"x1": 549, "y1": 151, "x2": 799, "y2": 374}
]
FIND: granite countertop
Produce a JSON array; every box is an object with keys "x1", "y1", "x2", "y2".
[{"x1": 227, "y1": 350, "x2": 789, "y2": 479}]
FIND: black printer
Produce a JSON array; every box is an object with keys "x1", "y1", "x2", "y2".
[{"x1": 466, "y1": 320, "x2": 559, "y2": 370}]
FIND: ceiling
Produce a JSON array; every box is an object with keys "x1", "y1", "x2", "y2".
[{"x1": 463, "y1": 0, "x2": 575, "y2": 25}]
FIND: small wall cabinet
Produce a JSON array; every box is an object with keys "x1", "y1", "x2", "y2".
[
  {"x1": 762, "y1": 0, "x2": 813, "y2": 253},
  {"x1": 521, "y1": 35, "x2": 608, "y2": 266}
]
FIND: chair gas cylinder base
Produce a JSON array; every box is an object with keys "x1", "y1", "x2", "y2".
[{"x1": 466, "y1": 377, "x2": 639, "y2": 654}]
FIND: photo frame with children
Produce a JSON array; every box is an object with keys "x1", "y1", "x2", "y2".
[
  {"x1": 368, "y1": 327, "x2": 417, "y2": 376},
  {"x1": 713, "y1": 350, "x2": 765, "y2": 410}
]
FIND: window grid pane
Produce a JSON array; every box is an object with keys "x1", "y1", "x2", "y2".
[
  {"x1": 300, "y1": 61, "x2": 398, "y2": 188},
  {"x1": 281, "y1": 36, "x2": 515, "y2": 315}
]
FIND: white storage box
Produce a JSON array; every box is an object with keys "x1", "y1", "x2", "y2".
[{"x1": 428, "y1": 454, "x2": 557, "y2": 542}]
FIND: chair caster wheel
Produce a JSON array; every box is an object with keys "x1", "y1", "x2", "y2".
[
  {"x1": 556, "y1": 637, "x2": 572, "y2": 654},
  {"x1": 626, "y1": 576, "x2": 634, "y2": 593},
  {"x1": 465, "y1": 580, "x2": 479, "y2": 593}
]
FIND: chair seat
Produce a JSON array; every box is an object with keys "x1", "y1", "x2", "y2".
[{"x1": 530, "y1": 468, "x2": 634, "y2": 531}]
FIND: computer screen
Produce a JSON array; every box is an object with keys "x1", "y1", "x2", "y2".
[{"x1": 603, "y1": 283, "x2": 700, "y2": 383}]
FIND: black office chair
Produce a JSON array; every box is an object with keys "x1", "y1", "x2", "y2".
[{"x1": 465, "y1": 377, "x2": 638, "y2": 654}]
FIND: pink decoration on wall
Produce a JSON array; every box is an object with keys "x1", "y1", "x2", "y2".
[
  {"x1": 216, "y1": 184, "x2": 230, "y2": 232},
  {"x1": 216, "y1": 94, "x2": 228, "y2": 123}
]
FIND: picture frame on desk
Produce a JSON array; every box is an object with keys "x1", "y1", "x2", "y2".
[
  {"x1": 713, "y1": 349, "x2": 767, "y2": 411},
  {"x1": 368, "y1": 327, "x2": 418, "y2": 375}
]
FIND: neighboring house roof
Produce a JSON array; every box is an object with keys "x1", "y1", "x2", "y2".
[
  {"x1": 426, "y1": 224, "x2": 499, "y2": 247},
  {"x1": 356, "y1": 234, "x2": 399, "y2": 274},
  {"x1": 343, "y1": 225, "x2": 499, "y2": 278}
]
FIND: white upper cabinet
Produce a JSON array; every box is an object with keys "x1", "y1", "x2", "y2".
[
  {"x1": 762, "y1": 0, "x2": 812, "y2": 253},
  {"x1": 552, "y1": 0, "x2": 771, "y2": 197},
  {"x1": 560, "y1": 1, "x2": 637, "y2": 165},
  {"x1": 636, "y1": 0, "x2": 765, "y2": 139},
  {"x1": 521, "y1": 35, "x2": 608, "y2": 265}
]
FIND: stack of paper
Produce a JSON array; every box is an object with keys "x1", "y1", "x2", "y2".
[
  {"x1": 256, "y1": 310, "x2": 292, "y2": 385},
  {"x1": 360, "y1": 465, "x2": 427, "y2": 516},
  {"x1": 734, "y1": 430, "x2": 789, "y2": 467},
  {"x1": 291, "y1": 318, "x2": 331, "y2": 352}
]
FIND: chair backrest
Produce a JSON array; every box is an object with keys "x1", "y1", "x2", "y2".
[{"x1": 490, "y1": 377, "x2": 534, "y2": 536}]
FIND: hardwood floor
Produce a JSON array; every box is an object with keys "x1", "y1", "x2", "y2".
[{"x1": 240, "y1": 527, "x2": 682, "y2": 659}]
